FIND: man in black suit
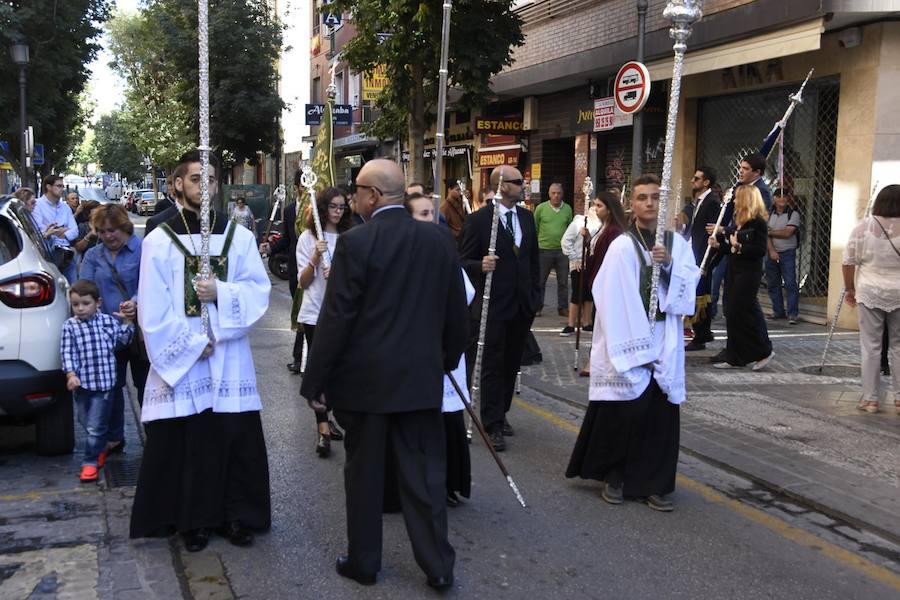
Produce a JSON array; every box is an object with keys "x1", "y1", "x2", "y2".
[
  {"x1": 300, "y1": 159, "x2": 467, "y2": 590},
  {"x1": 685, "y1": 166, "x2": 722, "y2": 351},
  {"x1": 458, "y1": 166, "x2": 540, "y2": 452},
  {"x1": 261, "y1": 170, "x2": 305, "y2": 372}
]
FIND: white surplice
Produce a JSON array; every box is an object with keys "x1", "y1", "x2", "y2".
[
  {"x1": 138, "y1": 223, "x2": 271, "y2": 422},
  {"x1": 589, "y1": 232, "x2": 699, "y2": 405},
  {"x1": 442, "y1": 269, "x2": 476, "y2": 413}
]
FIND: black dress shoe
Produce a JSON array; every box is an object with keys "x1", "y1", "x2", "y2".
[
  {"x1": 328, "y1": 420, "x2": 344, "y2": 441},
  {"x1": 490, "y1": 430, "x2": 506, "y2": 452},
  {"x1": 316, "y1": 433, "x2": 331, "y2": 458},
  {"x1": 427, "y1": 573, "x2": 454, "y2": 590},
  {"x1": 446, "y1": 492, "x2": 460, "y2": 507},
  {"x1": 336, "y1": 556, "x2": 377, "y2": 585},
  {"x1": 287, "y1": 361, "x2": 302, "y2": 373},
  {"x1": 218, "y1": 521, "x2": 253, "y2": 547},
  {"x1": 684, "y1": 340, "x2": 706, "y2": 352},
  {"x1": 182, "y1": 528, "x2": 210, "y2": 552},
  {"x1": 502, "y1": 418, "x2": 515, "y2": 437}
]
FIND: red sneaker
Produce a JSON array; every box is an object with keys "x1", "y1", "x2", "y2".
[{"x1": 79, "y1": 465, "x2": 99, "y2": 483}]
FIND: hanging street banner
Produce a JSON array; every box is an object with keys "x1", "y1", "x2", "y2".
[
  {"x1": 363, "y1": 65, "x2": 388, "y2": 101},
  {"x1": 306, "y1": 104, "x2": 353, "y2": 126}
]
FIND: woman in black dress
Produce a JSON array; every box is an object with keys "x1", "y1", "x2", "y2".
[{"x1": 709, "y1": 184, "x2": 774, "y2": 370}]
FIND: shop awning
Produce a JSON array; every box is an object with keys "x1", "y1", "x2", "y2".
[{"x1": 646, "y1": 18, "x2": 824, "y2": 81}]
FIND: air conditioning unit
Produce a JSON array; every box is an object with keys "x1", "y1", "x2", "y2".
[{"x1": 523, "y1": 96, "x2": 538, "y2": 130}]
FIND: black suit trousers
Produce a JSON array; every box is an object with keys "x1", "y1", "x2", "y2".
[
  {"x1": 471, "y1": 309, "x2": 532, "y2": 433},
  {"x1": 333, "y1": 408, "x2": 455, "y2": 579},
  {"x1": 288, "y1": 277, "x2": 304, "y2": 361}
]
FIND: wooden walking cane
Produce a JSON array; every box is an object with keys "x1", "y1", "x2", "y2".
[
  {"x1": 574, "y1": 177, "x2": 593, "y2": 371},
  {"x1": 447, "y1": 372, "x2": 527, "y2": 508}
]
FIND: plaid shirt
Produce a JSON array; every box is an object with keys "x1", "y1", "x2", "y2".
[{"x1": 60, "y1": 313, "x2": 134, "y2": 392}]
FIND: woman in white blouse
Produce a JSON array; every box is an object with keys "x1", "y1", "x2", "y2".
[
  {"x1": 842, "y1": 184, "x2": 900, "y2": 413},
  {"x1": 296, "y1": 187, "x2": 354, "y2": 454}
]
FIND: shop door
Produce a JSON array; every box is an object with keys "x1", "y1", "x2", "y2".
[{"x1": 541, "y1": 138, "x2": 575, "y2": 208}]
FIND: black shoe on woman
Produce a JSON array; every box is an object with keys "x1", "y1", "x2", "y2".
[{"x1": 316, "y1": 433, "x2": 331, "y2": 458}]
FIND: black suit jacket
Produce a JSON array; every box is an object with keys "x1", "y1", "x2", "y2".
[
  {"x1": 270, "y1": 201, "x2": 300, "y2": 278},
  {"x1": 689, "y1": 191, "x2": 722, "y2": 264},
  {"x1": 300, "y1": 206, "x2": 469, "y2": 414},
  {"x1": 458, "y1": 202, "x2": 541, "y2": 321},
  {"x1": 144, "y1": 205, "x2": 179, "y2": 237}
]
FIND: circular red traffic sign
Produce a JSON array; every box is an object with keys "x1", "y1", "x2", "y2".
[{"x1": 614, "y1": 61, "x2": 651, "y2": 114}]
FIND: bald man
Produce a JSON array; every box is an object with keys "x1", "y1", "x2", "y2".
[
  {"x1": 458, "y1": 166, "x2": 540, "y2": 452},
  {"x1": 301, "y1": 159, "x2": 467, "y2": 590}
]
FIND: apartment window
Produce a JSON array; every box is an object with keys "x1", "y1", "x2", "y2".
[
  {"x1": 348, "y1": 72, "x2": 360, "y2": 108},
  {"x1": 312, "y1": 1, "x2": 320, "y2": 35},
  {"x1": 312, "y1": 77, "x2": 321, "y2": 104},
  {"x1": 334, "y1": 71, "x2": 344, "y2": 105}
]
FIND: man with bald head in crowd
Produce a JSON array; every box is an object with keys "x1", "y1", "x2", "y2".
[
  {"x1": 459, "y1": 165, "x2": 540, "y2": 452},
  {"x1": 301, "y1": 159, "x2": 468, "y2": 590}
]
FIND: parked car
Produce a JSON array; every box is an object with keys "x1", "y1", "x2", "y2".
[
  {"x1": 124, "y1": 188, "x2": 151, "y2": 213},
  {"x1": 137, "y1": 191, "x2": 165, "y2": 216},
  {"x1": 0, "y1": 195, "x2": 73, "y2": 455}
]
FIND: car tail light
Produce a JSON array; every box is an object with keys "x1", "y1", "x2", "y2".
[{"x1": 0, "y1": 272, "x2": 56, "y2": 308}]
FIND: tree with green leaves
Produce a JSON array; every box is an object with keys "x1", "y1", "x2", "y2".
[
  {"x1": 329, "y1": 1, "x2": 523, "y2": 183},
  {"x1": 94, "y1": 110, "x2": 146, "y2": 181},
  {"x1": 149, "y1": 0, "x2": 285, "y2": 168},
  {"x1": 0, "y1": 0, "x2": 111, "y2": 174}
]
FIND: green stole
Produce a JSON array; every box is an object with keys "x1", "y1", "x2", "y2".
[
  {"x1": 625, "y1": 228, "x2": 674, "y2": 323},
  {"x1": 159, "y1": 220, "x2": 237, "y2": 317}
]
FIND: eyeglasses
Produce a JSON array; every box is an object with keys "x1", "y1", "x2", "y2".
[
  {"x1": 354, "y1": 183, "x2": 382, "y2": 195},
  {"x1": 505, "y1": 179, "x2": 524, "y2": 186},
  {"x1": 327, "y1": 203, "x2": 347, "y2": 211}
]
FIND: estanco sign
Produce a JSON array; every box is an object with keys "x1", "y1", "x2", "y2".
[{"x1": 474, "y1": 117, "x2": 525, "y2": 134}]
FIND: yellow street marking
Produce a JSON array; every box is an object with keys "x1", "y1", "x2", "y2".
[
  {"x1": 0, "y1": 487, "x2": 90, "y2": 502},
  {"x1": 512, "y1": 395, "x2": 900, "y2": 592}
]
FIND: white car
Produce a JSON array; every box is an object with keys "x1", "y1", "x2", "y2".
[{"x1": 0, "y1": 195, "x2": 73, "y2": 455}]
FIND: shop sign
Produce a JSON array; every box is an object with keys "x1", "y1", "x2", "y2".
[
  {"x1": 474, "y1": 117, "x2": 525, "y2": 134},
  {"x1": 305, "y1": 104, "x2": 353, "y2": 126},
  {"x1": 363, "y1": 65, "x2": 388, "y2": 101},
  {"x1": 571, "y1": 102, "x2": 596, "y2": 132},
  {"x1": 401, "y1": 145, "x2": 470, "y2": 162},
  {"x1": 477, "y1": 148, "x2": 520, "y2": 168},
  {"x1": 593, "y1": 98, "x2": 633, "y2": 132}
]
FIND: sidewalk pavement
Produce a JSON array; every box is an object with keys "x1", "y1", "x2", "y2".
[{"x1": 521, "y1": 275, "x2": 900, "y2": 544}]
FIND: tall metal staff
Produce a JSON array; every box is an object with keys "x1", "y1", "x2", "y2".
[
  {"x1": 260, "y1": 185, "x2": 286, "y2": 257},
  {"x1": 818, "y1": 180, "x2": 880, "y2": 373},
  {"x1": 457, "y1": 177, "x2": 472, "y2": 214},
  {"x1": 196, "y1": 0, "x2": 213, "y2": 337},
  {"x1": 647, "y1": 1, "x2": 703, "y2": 330},
  {"x1": 432, "y1": 0, "x2": 453, "y2": 223},
  {"x1": 300, "y1": 167, "x2": 331, "y2": 267},
  {"x1": 574, "y1": 177, "x2": 593, "y2": 370},
  {"x1": 698, "y1": 69, "x2": 814, "y2": 275},
  {"x1": 469, "y1": 172, "x2": 504, "y2": 435}
]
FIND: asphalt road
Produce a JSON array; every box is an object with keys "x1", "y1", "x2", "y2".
[{"x1": 1, "y1": 212, "x2": 898, "y2": 598}]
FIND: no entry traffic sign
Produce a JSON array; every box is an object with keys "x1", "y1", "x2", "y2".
[{"x1": 614, "y1": 61, "x2": 651, "y2": 115}]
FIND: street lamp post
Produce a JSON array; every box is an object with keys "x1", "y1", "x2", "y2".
[
  {"x1": 9, "y1": 39, "x2": 30, "y2": 185},
  {"x1": 631, "y1": 0, "x2": 648, "y2": 179}
]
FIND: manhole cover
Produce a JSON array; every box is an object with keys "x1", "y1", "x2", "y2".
[
  {"x1": 104, "y1": 458, "x2": 141, "y2": 488},
  {"x1": 798, "y1": 364, "x2": 860, "y2": 377}
]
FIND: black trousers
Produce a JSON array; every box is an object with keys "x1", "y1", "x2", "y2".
[
  {"x1": 302, "y1": 324, "x2": 328, "y2": 425},
  {"x1": 333, "y1": 409, "x2": 454, "y2": 579},
  {"x1": 290, "y1": 277, "x2": 304, "y2": 362},
  {"x1": 469, "y1": 309, "x2": 532, "y2": 433}
]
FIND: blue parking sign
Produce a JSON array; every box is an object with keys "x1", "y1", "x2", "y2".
[{"x1": 33, "y1": 143, "x2": 44, "y2": 166}]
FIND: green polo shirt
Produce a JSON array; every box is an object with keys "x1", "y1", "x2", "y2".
[{"x1": 533, "y1": 200, "x2": 573, "y2": 250}]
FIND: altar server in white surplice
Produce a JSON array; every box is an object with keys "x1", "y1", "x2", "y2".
[
  {"x1": 566, "y1": 174, "x2": 699, "y2": 512},
  {"x1": 130, "y1": 150, "x2": 272, "y2": 553}
]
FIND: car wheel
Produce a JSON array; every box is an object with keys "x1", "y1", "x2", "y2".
[
  {"x1": 35, "y1": 393, "x2": 75, "y2": 456},
  {"x1": 269, "y1": 254, "x2": 290, "y2": 280}
]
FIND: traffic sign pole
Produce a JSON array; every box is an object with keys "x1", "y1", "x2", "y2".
[{"x1": 632, "y1": 0, "x2": 649, "y2": 179}]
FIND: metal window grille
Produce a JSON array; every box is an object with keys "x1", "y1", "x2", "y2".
[{"x1": 697, "y1": 76, "x2": 840, "y2": 303}]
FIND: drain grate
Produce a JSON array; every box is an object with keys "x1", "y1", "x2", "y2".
[
  {"x1": 798, "y1": 364, "x2": 860, "y2": 378},
  {"x1": 104, "y1": 457, "x2": 142, "y2": 488}
]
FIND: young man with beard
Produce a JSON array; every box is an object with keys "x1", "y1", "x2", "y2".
[
  {"x1": 566, "y1": 174, "x2": 699, "y2": 511},
  {"x1": 130, "y1": 150, "x2": 272, "y2": 551}
]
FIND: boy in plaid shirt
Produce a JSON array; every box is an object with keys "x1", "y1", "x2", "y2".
[{"x1": 60, "y1": 280, "x2": 134, "y2": 482}]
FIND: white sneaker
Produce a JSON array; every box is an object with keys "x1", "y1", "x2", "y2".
[
  {"x1": 713, "y1": 362, "x2": 741, "y2": 369},
  {"x1": 752, "y1": 352, "x2": 775, "y2": 371}
]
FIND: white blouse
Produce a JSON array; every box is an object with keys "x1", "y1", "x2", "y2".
[{"x1": 843, "y1": 216, "x2": 900, "y2": 311}]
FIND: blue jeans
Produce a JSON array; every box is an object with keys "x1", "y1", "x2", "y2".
[
  {"x1": 765, "y1": 248, "x2": 799, "y2": 318},
  {"x1": 74, "y1": 388, "x2": 113, "y2": 466},
  {"x1": 709, "y1": 256, "x2": 728, "y2": 320}
]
